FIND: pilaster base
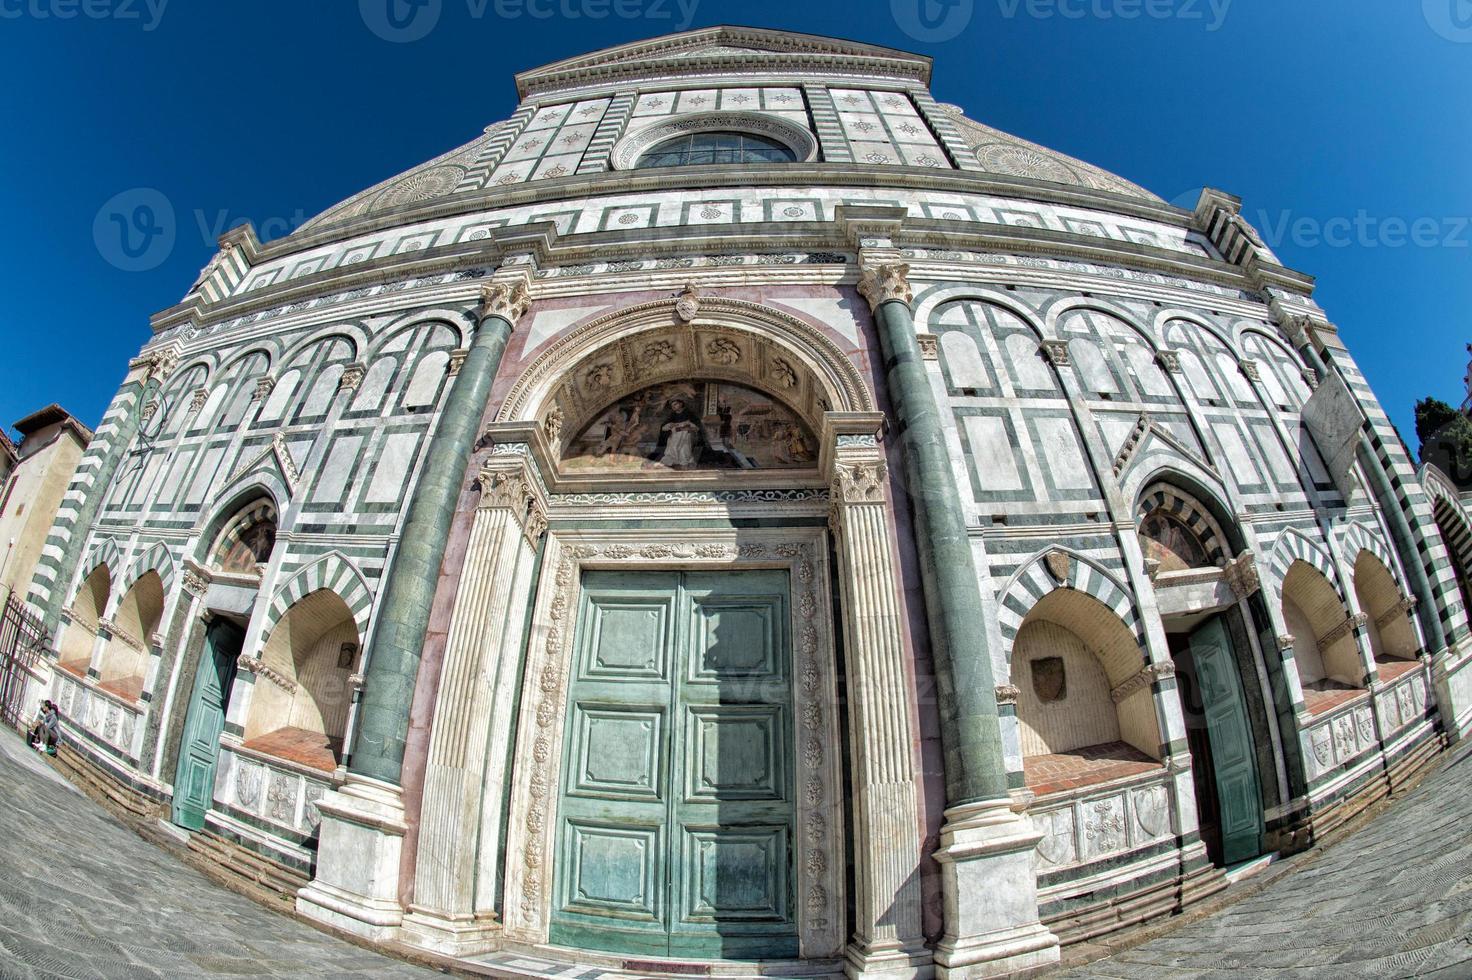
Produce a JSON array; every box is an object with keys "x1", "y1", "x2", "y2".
[
  {"x1": 932, "y1": 799, "x2": 1059, "y2": 979},
  {"x1": 400, "y1": 907, "x2": 502, "y2": 958},
  {"x1": 846, "y1": 942, "x2": 935, "y2": 980},
  {"x1": 1431, "y1": 645, "x2": 1472, "y2": 743},
  {"x1": 295, "y1": 774, "x2": 407, "y2": 943}
]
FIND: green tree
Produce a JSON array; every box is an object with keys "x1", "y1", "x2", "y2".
[{"x1": 1415, "y1": 397, "x2": 1461, "y2": 460}]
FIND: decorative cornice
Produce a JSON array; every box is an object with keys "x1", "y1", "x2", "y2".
[
  {"x1": 856, "y1": 263, "x2": 913, "y2": 312},
  {"x1": 1321, "y1": 612, "x2": 1369, "y2": 647}
]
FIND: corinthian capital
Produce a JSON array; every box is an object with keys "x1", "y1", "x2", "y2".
[
  {"x1": 479, "y1": 278, "x2": 532, "y2": 327},
  {"x1": 831, "y1": 460, "x2": 887, "y2": 505},
  {"x1": 856, "y1": 263, "x2": 913, "y2": 312}
]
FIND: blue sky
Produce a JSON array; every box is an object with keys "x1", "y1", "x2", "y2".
[{"x1": 1, "y1": 0, "x2": 1468, "y2": 449}]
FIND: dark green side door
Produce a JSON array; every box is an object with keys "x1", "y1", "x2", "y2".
[
  {"x1": 172, "y1": 619, "x2": 243, "y2": 831},
  {"x1": 551, "y1": 570, "x2": 797, "y2": 960},
  {"x1": 1187, "y1": 616, "x2": 1263, "y2": 865}
]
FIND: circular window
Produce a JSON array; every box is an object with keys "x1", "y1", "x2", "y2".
[{"x1": 634, "y1": 132, "x2": 798, "y2": 169}]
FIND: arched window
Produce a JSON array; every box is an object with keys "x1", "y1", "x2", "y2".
[
  {"x1": 209, "y1": 499, "x2": 277, "y2": 576},
  {"x1": 634, "y1": 132, "x2": 797, "y2": 169}
]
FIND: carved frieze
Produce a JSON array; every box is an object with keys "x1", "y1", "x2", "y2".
[
  {"x1": 1110, "y1": 661, "x2": 1175, "y2": 704},
  {"x1": 1374, "y1": 595, "x2": 1419, "y2": 631},
  {"x1": 237, "y1": 653, "x2": 297, "y2": 694},
  {"x1": 1320, "y1": 612, "x2": 1369, "y2": 647},
  {"x1": 994, "y1": 684, "x2": 1021, "y2": 707}
]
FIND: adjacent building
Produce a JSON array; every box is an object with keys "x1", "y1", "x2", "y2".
[{"x1": 23, "y1": 27, "x2": 1472, "y2": 979}]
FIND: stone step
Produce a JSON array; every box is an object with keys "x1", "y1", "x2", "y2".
[{"x1": 185, "y1": 830, "x2": 309, "y2": 907}]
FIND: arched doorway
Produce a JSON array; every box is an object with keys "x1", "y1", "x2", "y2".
[
  {"x1": 1138, "y1": 482, "x2": 1267, "y2": 867},
  {"x1": 172, "y1": 496, "x2": 277, "y2": 830}
]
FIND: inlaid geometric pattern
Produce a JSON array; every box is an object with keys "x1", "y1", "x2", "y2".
[{"x1": 998, "y1": 551, "x2": 1142, "y2": 649}]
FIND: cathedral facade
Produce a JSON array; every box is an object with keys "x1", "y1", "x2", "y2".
[{"x1": 26, "y1": 27, "x2": 1472, "y2": 978}]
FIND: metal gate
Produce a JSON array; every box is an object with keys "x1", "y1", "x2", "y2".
[{"x1": 0, "y1": 591, "x2": 46, "y2": 730}]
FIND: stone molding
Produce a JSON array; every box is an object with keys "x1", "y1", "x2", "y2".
[
  {"x1": 238, "y1": 652, "x2": 297, "y2": 694},
  {"x1": 181, "y1": 561, "x2": 212, "y2": 597},
  {"x1": 609, "y1": 111, "x2": 819, "y2": 171},
  {"x1": 1321, "y1": 612, "x2": 1369, "y2": 647},
  {"x1": 856, "y1": 262, "x2": 913, "y2": 311},
  {"x1": 1375, "y1": 595, "x2": 1419, "y2": 631},
  {"x1": 1111, "y1": 661, "x2": 1176, "y2": 704}
]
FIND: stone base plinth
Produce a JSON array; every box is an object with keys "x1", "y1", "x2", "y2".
[
  {"x1": 933, "y1": 800, "x2": 1060, "y2": 979},
  {"x1": 846, "y1": 942, "x2": 935, "y2": 980},
  {"x1": 295, "y1": 775, "x2": 406, "y2": 943},
  {"x1": 399, "y1": 907, "x2": 502, "y2": 958}
]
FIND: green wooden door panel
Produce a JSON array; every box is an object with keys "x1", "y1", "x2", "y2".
[
  {"x1": 551, "y1": 569, "x2": 797, "y2": 960},
  {"x1": 172, "y1": 621, "x2": 243, "y2": 831},
  {"x1": 1189, "y1": 616, "x2": 1264, "y2": 865}
]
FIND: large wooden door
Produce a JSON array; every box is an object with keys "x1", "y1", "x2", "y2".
[
  {"x1": 172, "y1": 620, "x2": 243, "y2": 831},
  {"x1": 1187, "y1": 616, "x2": 1263, "y2": 865},
  {"x1": 551, "y1": 570, "x2": 797, "y2": 960}
]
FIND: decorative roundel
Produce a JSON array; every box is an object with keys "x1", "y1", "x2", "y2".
[
  {"x1": 609, "y1": 112, "x2": 818, "y2": 171},
  {"x1": 376, "y1": 164, "x2": 467, "y2": 209},
  {"x1": 973, "y1": 143, "x2": 1079, "y2": 185}
]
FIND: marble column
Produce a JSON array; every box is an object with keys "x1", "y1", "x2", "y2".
[
  {"x1": 401, "y1": 453, "x2": 546, "y2": 955},
  {"x1": 298, "y1": 275, "x2": 531, "y2": 942},
  {"x1": 857, "y1": 259, "x2": 1058, "y2": 978},
  {"x1": 825, "y1": 416, "x2": 930, "y2": 980}
]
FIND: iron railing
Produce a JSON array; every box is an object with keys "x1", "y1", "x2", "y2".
[{"x1": 0, "y1": 591, "x2": 46, "y2": 730}]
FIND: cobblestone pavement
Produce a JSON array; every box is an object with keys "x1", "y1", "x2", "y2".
[
  {"x1": 0, "y1": 732, "x2": 437, "y2": 979},
  {"x1": 1059, "y1": 740, "x2": 1472, "y2": 979}
]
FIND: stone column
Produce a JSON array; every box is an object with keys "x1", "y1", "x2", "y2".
[
  {"x1": 298, "y1": 275, "x2": 530, "y2": 941},
  {"x1": 401, "y1": 454, "x2": 546, "y2": 955},
  {"x1": 32, "y1": 345, "x2": 179, "y2": 635},
  {"x1": 825, "y1": 416, "x2": 930, "y2": 980},
  {"x1": 857, "y1": 260, "x2": 1058, "y2": 978}
]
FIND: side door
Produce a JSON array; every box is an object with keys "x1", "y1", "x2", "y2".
[
  {"x1": 1188, "y1": 616, "x2": 1264, "y2": 865},
  {"x1": 172, "y1": 619, "x2": 243, "y2": 831}
]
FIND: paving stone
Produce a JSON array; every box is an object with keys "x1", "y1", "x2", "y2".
[
  {"x1": 1057, "y1": 742, "x2": 1472, "y2": 978},
  {"x1": 0, "y1": 735, "x2": 435, "y2": 979}
]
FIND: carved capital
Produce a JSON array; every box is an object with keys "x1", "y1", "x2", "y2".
[
  {"x1": 1303, "y1": 368, "x2": 1321, "y2": 391},
  {"x1": 189, "y1": 387, "x2": 209, "y2": 412},
  {"x1": 1223, "y1": 550, "x2": 1261, "y2": 601},
  {"x1": 477, "y1": 468, "x2": 532, "y2": 512},
  {"x1": 830, "y1": 460, "x2": 887, "y2": 505},
  {"x1": 447, "y1": 349, "x2": 469, "y2": 376},
  {"x1": 338, "y1": 363, "x2": 366, "y2": 391},
  {"x1": 479, "y1": 278, "x2": 532, "y2": 326},
  {"x1": 1239, "y1": 359, "x2": 1261, "y2": 383},
  {"x1": 253, "y1": 376, "x2": 276, "y2": 400},
  {"x1": 523, "y1": 500, "x2": 549, "y2": 546},
  {"x1": 144, "y1": 345, "x2": 181, "y2": 383},
  {"x1": 916, "y1": 333, "x2": 939, "y2": 361},
  {"x1": 181, "y1": 567, "x2": 211, "y2": 598},
  {"x1": 1155, "y1": 349, "x2": 1182, "y2": 374},
  {"x1": 1041, "y1": 340, "x2": 1071, "y2": 367},
  {"x1": 139, "y1": 400, "x2": 159, "y2": 423},
  {"x1": 856, "y1": 263, "x2": 913, "y2": 312},
  {"x1": 1276, "y1": 634, "x2": 1297, "y2": 654},
  {"x1": 994, "y1": 684, "x2": 1021, "y2": 707}
]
